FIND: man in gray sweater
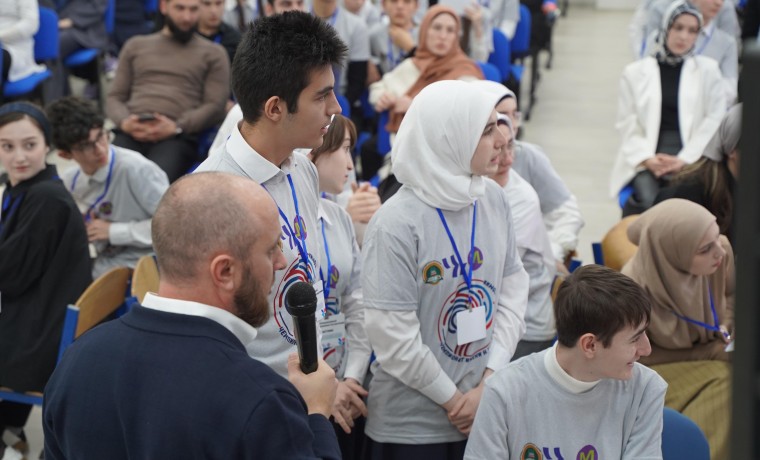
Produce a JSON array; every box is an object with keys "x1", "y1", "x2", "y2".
[
  {"x1": 106, "y1": 0, "x2": 230, "y2": 182},
  {"x1": 465, "y1": 265, "x2": 667, "y2": 460}
]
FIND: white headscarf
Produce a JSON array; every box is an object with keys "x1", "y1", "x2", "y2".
[
  {"x1": 652, "y1": 0, "x2": 703, "y2": 66},
  {"x1": 392, "y1": 80, "x2": 507, "y2": 211},
  {"x1": 471, "y1": 80, "x2": 516, "y2": 135}
]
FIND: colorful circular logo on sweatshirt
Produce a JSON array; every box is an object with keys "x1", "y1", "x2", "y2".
[
  {"x1": 437, "y1": 279, "x2": 493, "y2": 360},
  {"x1": 423, "y1": 261, "x2": 444, "y2": 285},
  {"x1": 272, "y1": 256, "x2": 314, "y2": 345},
  {"x1": 521, "y1": 444, "x2": 542, "y2": 460},
  {"x1": 576, "y1": 445, "x2": 599, "y2": 460}
]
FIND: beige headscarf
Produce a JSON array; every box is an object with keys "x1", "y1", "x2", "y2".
[
  {"x1": 621, "y1": 199, "x2": 734, "y2": 349},
  {"x1": 385, "y1": 6, "x2": 483, "y2": 133}
]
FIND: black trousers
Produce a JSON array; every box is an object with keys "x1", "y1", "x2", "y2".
[
  {"x1": 113, "y1": 131, "x2": 199, "y2": 183},
  {"x1": 364, "y1": 437, "x2": 467, "y2": 460},
  {"x1": 622, "y1": 170, "x2": 671, "y2": 217},
  {"x1": 0, "y1": 401, "x2": 32, "y2": 435}
]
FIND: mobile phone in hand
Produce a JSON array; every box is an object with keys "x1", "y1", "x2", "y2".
[{"x1": 137, "y1": 113, "x2": 157, "y2": 122}]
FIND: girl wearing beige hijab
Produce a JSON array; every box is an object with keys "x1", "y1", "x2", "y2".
[{"x1": 622, "y1": 198, "x2": 733, "y2": 459}]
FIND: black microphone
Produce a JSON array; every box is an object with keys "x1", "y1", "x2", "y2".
[{"x1": 285, "y1": 281, "x2": 319, "y2": 374}]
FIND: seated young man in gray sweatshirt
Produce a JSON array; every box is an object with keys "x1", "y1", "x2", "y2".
[
  {"x1": 48, "y1": 96, "x2": 169, "y2": 278},
  {"x1": 464, "y1": 264, "x2": 667, "y2": 460}
]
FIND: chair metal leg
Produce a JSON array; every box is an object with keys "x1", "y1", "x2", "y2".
[{"x1": 96, "y1": 53, "x2": 108, "y2": 112}]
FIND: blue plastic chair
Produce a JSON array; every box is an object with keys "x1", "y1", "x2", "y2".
[
  {"x1": 591, "y1": 242, "x2": 604, "y2": 265},
  {"x1": 145, "y1": 0, "x2": 159, "y2": 14},
  {"x1": 63, "y1": 0, "x2": 115, "y2": 68},
  {"x1": 3, "y1": 7, "x2": 58, "y2": 99},
  {"x1": 336, "y1": 93, "x2": 351, "y2": 118},
  {"x1": 477, "y1": 61, "x2": 502, "y2": 83},
  {"x1": 62, "y1": 0, "x2": 115, "y2": 108},
  {"x1": 377, "y1": 110, "x2": 391, "y2": 156},
  {"x1": 662, "y1": 408, "x2": 710, "y2": 460},
  {"x1": 512, "y1": 5, "x2": 531, "y2": 60},
  {"x1": 488, "y1": 29, "x2": 513, "y2": 83},
  {"x1": 0, "y1": 266, "x2": 132, "y2": 407},
  {"x1": 618, "y1": 184, "x2": 634, "y2": 209}
]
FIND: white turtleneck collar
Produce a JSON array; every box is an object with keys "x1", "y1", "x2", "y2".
[{"x1": 543, "y1": 343, "x2": 600, "y2": 394}]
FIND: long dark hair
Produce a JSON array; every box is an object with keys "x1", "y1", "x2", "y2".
[{"x1": 672, "y1": 157, "x2": 733, "y2": 234}]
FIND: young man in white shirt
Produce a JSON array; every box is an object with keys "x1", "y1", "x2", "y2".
[{"x1": 195, "y1": 11, "x2": 370, "y2": 427}]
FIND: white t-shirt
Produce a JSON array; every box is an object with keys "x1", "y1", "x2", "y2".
[
  {"x1": 503, "y1": 170, "x2": 556, "y2": 341},
  {"x1": 318, "y1": 198, "x2": 372, "y2": 381},
  {"x1": 362, "y1": 182, "x2": 523, "y2": 444}
]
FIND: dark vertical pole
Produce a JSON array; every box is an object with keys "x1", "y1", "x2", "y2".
[{"x1": 732, "y1": 41, "x2": 760, "y2": 457}]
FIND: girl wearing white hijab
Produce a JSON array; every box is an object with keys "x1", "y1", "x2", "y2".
[
  {"x1": 610, "y1": 0, "x2": 726, "y2": 216},
  {"x1": 361, "y1": 80, "x2": 528, "y2": 459}
]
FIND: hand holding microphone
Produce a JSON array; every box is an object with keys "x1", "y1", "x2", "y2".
[
  {"x1": 285, "y1": 282, "x2": 338, "y2": 418},
  {"x1": 285, "y1": 281, "x2": 319, "y2": 373}
]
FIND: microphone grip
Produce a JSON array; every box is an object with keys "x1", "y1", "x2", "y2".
[{"x1": 292, "y1": 315, "x2": 318, "y2": 374}]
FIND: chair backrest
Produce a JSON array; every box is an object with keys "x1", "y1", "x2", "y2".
[
  {"x1": 105, "y1": 0, "x2": 117, "y2": 35},
  {"x1": 35, "y1": 8, "x2": 60, "y2": 62},
  {"x1": 145, "y1": 0, "x2": 159, "y2": 14},
  {"x1": 488, "y1": 29, "x2": 512, "y2": 82},
  {"x1": 512, "y1": 5, "x2": 531, "y2": 57},
  {"x1": 601, "y1": 215, "x2": 639, "y2": 271},
  {"x1": 477, "y1": 61, "x2": 502, "y2": 83},
  {"x1": 662, "y1": 408, "x2": 710, "y2": 460},
  {"x1": 74, "y1": 266, "x2": 131, "y2": 337},
  {"x1": 377, "y1": 110, "x2": 391, "y2": 155},
  {"x1": 132, "y1": 255, "x2": 160, "y2": 305},
  {"x1": 336, "y1": 93, "x2": 351, "y2": 118}
]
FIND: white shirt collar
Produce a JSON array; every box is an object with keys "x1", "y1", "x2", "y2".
[
  {"x1": 701, "y1": 22, "x2": 716, "y2": 37},
  {"x1": 544, "y1": 343, "x2": 600, "y2": 394},
  {"x1": 85, "y1": 147, "x2": 114, "y2": 184},
  {"x1": 141, "y1": 292, "x2": 258, "y2": 351},
  {"x1": 318, "y1": 199, "x2": 331, "y2": 225},
  {"x1": 226, "y1": 122, "x2": 290, "y2": 185}
]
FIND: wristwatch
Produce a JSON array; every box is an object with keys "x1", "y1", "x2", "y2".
[{"x1": 175, "y1": 126, "x2": 183, "y2": 135}]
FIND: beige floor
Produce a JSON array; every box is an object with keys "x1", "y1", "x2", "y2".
[{"x1": 16, "y1": 6, "x2": 635, "y2": 457}]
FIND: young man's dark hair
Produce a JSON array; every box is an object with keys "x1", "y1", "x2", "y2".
[
  {"x1": 46, "y1": 96, "x2": 105, "y2": 152},
  {"x1": 554, "y1": 264, "x2": 652, "y2": 348},
  {"x1": 232, "y1": 11, "x2": 347, "y2": 124}
]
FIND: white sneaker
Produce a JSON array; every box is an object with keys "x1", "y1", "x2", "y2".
[{"x1": 1, "y1": 445, "x2": 25, "y2": 460}]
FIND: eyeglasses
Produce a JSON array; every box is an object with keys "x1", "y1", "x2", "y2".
[
  {"x1": 498, "y1": 111, "x2": 523, "y2": 125},
  {"x1": 71, "y1": 129, "x2": 107, "y2": 156}
]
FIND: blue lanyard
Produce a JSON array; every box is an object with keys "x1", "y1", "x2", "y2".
[
  {"x1": 0, "y1": 192, "x2": 24, "y2": 236},
  {"x1": 696, "y1": 28, "x2": 713, "y2": 55},
  {"x1": 387, "y1": 35, "x2": 401, "y2": 70},
  {"x1": 269, "y1": 174, "x2": 312, "y2": 282},
  {"x1": 70, "y1": 147, "x2": 116, "y2": 222},
  {"x1": 670, "y1": 287, "x2": 728, "y2": 338},
  {"x1": 319, "y1": 218, "x2": 333, "y2": 301},
  {"x1": 312, "y1": 7, "x2": 338, "y2": 26},
  {"x1": 213, "y1": 33, "x2": 222, "y2": 44},
  {"x1": 437, "y1": 201, "x2": 477, "y2": 308}
]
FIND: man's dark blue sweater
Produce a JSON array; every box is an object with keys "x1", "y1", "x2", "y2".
[{"x1": 42, "y1": 305, "x2": 341, "y2": 459}]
